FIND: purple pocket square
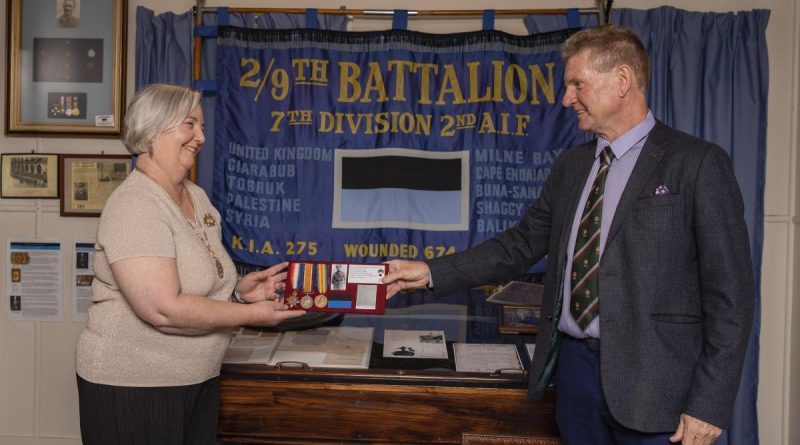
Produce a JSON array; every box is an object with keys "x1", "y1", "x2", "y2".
[{"x1": 654, "y1": 185, "x2": 671, "y2": 196}]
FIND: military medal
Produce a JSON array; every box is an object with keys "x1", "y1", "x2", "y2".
[
  {"x1": 287, "y1": 291, "x2": 300, "y2": 307},
  {"x1": 300, "y1": 295, "x2": 314, "y2": 309},
  {"x1": 203, "y1": 213, "x2": 216, "y2": 227},
  {"x1": 315, "y1": 263, "x2": 329, "y2": 307}
]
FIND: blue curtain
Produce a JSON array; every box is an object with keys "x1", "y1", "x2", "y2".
[
  {"x1": 135, "y1": 7, "x2": 348, "y2": 191},
  {"x1": 527, "y1": 7, "x2": 768, "y2": 444},
  {"x1": 136, "y1": 9, "x2": 193, "y2": 88}
]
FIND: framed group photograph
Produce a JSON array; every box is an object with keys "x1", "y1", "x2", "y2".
[
  {"x1": 5, "y1": 0, "x2": 127, "y2": 136},
  {"x1": 1, "y1": 153, "x2": 59, "y2": 198},
  {"x1": 498, "y1": 305, "x2": 541, "y2": 335},
  {"x1": 60, "y1": 154, "x2": 131, "y2": 216}
]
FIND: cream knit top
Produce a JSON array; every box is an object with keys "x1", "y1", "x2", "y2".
[{"x1": 76, "y1": 169, "x2": 237, "y2": 387}]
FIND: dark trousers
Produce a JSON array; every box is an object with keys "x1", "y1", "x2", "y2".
[
  {"x1": 77, "y1": 374, "x2": 220, "y2": 445},
  {"x1": 555, "y1": 336, "x2": 673, "y2": 445}
]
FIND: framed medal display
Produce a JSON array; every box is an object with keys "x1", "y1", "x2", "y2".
[
  {"x1": 284, "y1": 260, "x2": 389, "y2": 315},
  {"x1": 5, "y1": 0, "x2": 127, "y2": 136}
]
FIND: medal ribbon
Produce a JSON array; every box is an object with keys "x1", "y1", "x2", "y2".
[
  {"x1": 316, "y1": 264, "x2": 329, "y2": 294},
  {"x1": 302, "y1": 263, "x2": 314, "y2": 293},
  {"x1": 290, "y1": 262, "x2": 301, "y2": 291}
]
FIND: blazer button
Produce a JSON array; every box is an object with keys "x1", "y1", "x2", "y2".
[{"x1": 545, "y1": 315, "x2": 553, "y2": 321}]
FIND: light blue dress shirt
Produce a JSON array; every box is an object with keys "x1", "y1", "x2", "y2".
[{"x1": 559, "y1": 111, "x2": 656, "y2": 339}]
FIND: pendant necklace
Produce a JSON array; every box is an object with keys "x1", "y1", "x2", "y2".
[
  {"x1": 166, "y1": 180, "x2": 224, "y2": 279},
  {"x1": 189, "y1": 212, "x2": 225, "y2": 280}
]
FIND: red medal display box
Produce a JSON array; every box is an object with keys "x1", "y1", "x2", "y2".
[{"x1": 284, "y1": 260, "x2": 389, "y2": 314}]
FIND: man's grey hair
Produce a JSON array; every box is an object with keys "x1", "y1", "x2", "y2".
[{"x1": 562, "y1": 24, "x2": 650, "y2": 91}]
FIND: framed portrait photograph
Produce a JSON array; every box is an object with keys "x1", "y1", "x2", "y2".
[
  {"x1": 5, "y1": 0, "x2": 127, "y2": 136},
  {"x1": 1, "y1": 153, "x2": 60, "y2": 198},
  {"x1": 498, "y1": 305, "x2": 541, "y2": 335},
  {"x1": 60, "y1": 154, "x2": 131, "y2": 217}
]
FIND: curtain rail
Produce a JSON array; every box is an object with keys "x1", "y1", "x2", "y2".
[
  {"x1": 190, "y1": 1, "x2": 610, "y2": 94},
  {"x1": 194, "y1": 7, "x2": 602, "y2": 17}
]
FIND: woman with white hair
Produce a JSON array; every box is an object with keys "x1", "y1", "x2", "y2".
[{"x1": 75, "y1": 83, "x2": 305, "y2": 444}]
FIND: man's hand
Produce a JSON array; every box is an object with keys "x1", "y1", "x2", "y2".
[
  {"x1": 382, "y1": 260, "x2": 431, "y2": 298},
  {"x1": 669, "y1": 413, "x2": 722, "y2": 445}
]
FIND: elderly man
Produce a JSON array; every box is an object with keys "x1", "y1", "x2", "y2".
[{"x1": 383, "y1": 25, "x2": 754, "y2": 445}]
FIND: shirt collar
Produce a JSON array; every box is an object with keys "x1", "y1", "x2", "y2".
[{"x1": 595, "y1": 110, "x2": 656, "y2": 160}]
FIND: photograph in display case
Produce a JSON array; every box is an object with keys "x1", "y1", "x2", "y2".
[{"x1": 499, "y1": 305, "x2": 541, "y2": 335}]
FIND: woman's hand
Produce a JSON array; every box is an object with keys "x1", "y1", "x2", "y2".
[
  {"x1": 235, "y1": 262, "x2": 289, "y2": 303},
  {"x1": 236, "y1": 262, "x2": 306, "y2": 327},
  {"x1": 247, "y1": 299, "x2": 306, "y2": 326}
]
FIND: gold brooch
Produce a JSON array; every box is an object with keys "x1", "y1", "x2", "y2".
[{"x1": 203, "y1": 213, "x2": 216, "y2": 227}]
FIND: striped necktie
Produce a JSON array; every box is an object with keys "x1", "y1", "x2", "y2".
[{"x1": 570, "y1": 146, "x2": 614, "y2": 330}]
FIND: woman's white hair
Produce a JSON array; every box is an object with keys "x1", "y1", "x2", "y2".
[{"x1": 121, "y1": 84, "x2": 202, "y2": 156}]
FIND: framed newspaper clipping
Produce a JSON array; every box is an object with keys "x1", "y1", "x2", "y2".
[
  {"x1": 59, "y1": 154, "x2": 130, "y2": 216},
  {"x1": 5, "y1": 0, "x2": 127, "y2": 136}
]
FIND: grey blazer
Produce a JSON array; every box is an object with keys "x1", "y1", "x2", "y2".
[{"x1": 427, "y1": 121, "x2": 755, "y2": 432}]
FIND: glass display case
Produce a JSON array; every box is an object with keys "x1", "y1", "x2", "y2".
[{"x1": 219, "y1": 270, "x2": 558, "y2": 444}]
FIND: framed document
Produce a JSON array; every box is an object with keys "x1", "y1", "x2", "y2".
[
  {"x1": 0, "y1": 153, "x2": 59, "y2": 198},
  {"x1": 284, "y1": 260, "x2": 389, "y2": 314},
  {"x1": 453, "y1": 343, "x2": 523, "y2": 374},
  {"x1": 5, "y1": 0, "x2": 127, "y2": 136},
  {"x1": 59, "y1": 154, "x2": 131, "y2": 217}
]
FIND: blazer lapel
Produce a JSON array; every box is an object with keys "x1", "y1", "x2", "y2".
[{"x1": 606, "y1": 122, "x2": 668, "y2": 244}]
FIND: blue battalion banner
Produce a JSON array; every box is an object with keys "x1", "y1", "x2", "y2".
[{"x1": 213, "y1": 27, "x2": 585, "y2": 283}]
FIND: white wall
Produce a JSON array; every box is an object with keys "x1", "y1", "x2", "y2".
[{"x1": 0, "y1": 0, "x2": 797, "y2": 443}]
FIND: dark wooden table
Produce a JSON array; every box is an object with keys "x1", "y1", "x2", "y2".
[{"x1": 218, "y1": 363, "x2": 560, "y2": 444}]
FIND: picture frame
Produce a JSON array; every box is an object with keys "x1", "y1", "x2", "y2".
[
  {"x1": 1, "y1": 153, "x2": 60, "y2": 198},
  {"x1": 59, "y1": 154, "x2": 131, "y2": 217},
  {"x1": 5, "y1": 0, "x2": 127, "y2": 136},
  {"x1": 498, "y1": 305, "x2": 541, "y2": 335}
]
